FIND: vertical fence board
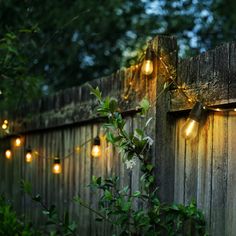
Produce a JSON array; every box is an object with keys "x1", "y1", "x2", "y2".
[
  {"x1": 226, "y1": 112, "x2": 236, "y2": 235},
  {"x1": 174, "y1": 117, "x2": 186, "y2": 204},
  {"x1": 196, "y1": 114, "x2": 214, "y2": 231},
  {"x1": 211, "y1": 113, "x2": 228, "y2": 236}
]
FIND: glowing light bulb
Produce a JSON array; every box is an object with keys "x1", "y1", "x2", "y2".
[
  {"x1": 182, "y1": 101, "x2": 203, "y2": 140},
  {"x1": 141, "y1": 46, "x2": 153, "y2": 75},
  {"x1": 2, "y1": 123, "x2": 8, "y2": 130},
  {"x1": 15, "y1": 137, "x2": 22, "y2": 147},
  {"x1": 25, "y1": 147, "x2": 32, "y2": 163},
  {"x1": 141, "y1": 60, "x2": 153, "y2": 75},
  {"x1": 52, "y1": 157, "x2": 62, "y2": 174},
  {"x1": 123, "y1": 95, "x2": 128, "y2": 100},
  {"x1": 5, "y1": 149, "x2": 12, "y2": 159},
  {"x1": 182, "y1": 118, "x2": 199, "y2": 140},
  {"x1": 91, "y1": 136, "x2": 101, "y2": 158},
  {"x1": 3, "y1": 120, "x2": 8, "y2": 124}
]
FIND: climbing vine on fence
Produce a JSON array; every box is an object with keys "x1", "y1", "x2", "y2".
[{"x1": 72, "y1": 86, "x2": 207, "y2": 236}]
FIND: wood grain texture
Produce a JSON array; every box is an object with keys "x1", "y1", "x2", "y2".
[
  {"x1": 155, "y1": 36, "x2": 177, "y2": 202},
  {"x1": 226, "y1": 112, "x2": 236, "y2": 235}
]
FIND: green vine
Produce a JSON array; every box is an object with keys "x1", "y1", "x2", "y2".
[{"x1": 72, "y1": 85, "x2": 207, "y2": 236}]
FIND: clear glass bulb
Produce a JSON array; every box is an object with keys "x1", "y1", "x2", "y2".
[
  {"x1": 52, "y1": 163, "x2": 62, "y2": 174},
  {"x1": 5, "y1": 150, "x2": 12, "y2": 159},
  {"x1": 141, "y1": 60, "x2": 153, "y2": 75},
  {"x1": 2, "y1": 123, "x2": 7, "y2": 130},
  {"x1": 15, "y1": 138, "x2": 21, "y2": 147},
  {"x1": 182, "y1": 118, "x2": 199, "y2": 140},
  {"x1": 25, "y1": 153, "x2": 32, "y2": 163},
  {"x1": 91, "y1": 145, "x2": 101, "y2": 158}
]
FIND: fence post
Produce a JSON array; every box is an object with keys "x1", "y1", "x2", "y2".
[{"x1": 151, "y1": 36, "x2": 178, "y2": 203}]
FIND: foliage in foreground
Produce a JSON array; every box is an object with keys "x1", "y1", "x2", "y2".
[
  {"x1": 73, "y1": 86, "x2": 206, "y2": 235},
  {"x1": 0, "y1": 195, "x2": 38, "y2": 236},
  {"x1": 75, "y1": 176, "x2": 206, "y2": 236},
  {"x1": 19, "y1": 86, "x2": 206, "y2": 235}
]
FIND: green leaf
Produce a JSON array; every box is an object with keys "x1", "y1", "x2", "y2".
[
  {"x1": 68, "y1": 222, "x2": 77, "y2": 231},
  {"x1": 42, "y1": 210, "x2": 49, "y2": 215},
  {"x1": 139, "y1": 98, "x2": 150, "y2": 115},
  {"x1": 20, "y1": 180, "x2": 32, "y2": 195},
  {"x1": 148, "y1": 175, "x2": 154, "y2": 183},
  {"x1": 88, "y1": 85, "x2": 102, "y2": 101},
  {"x1": 104, "y1": 190, "x2": 113, "y2": 200},
  {"x1": 96, "y1": 177, "x2": 102, "y2": 185},
  {"x1": 106, "y1": 131, "x2": 115, "y2": 143},
  {"x1": 32, "y1": 194, "x2": 41, "y2": 202},
  {"x1": 171, "y1": 204, "x2": 180, "y2": 211},
  {"x1": 109, "y1": 98, "x2": 118, "y2": 112},
  {"x1": 121, "y1": 201, "x2": 131, "y2": 212},
  {"x1": 133, "y1": 191, "x2": 141, "y2": 197},
  {"x1": 146, "y1": 164, "x2": 154, "y2": 172}
]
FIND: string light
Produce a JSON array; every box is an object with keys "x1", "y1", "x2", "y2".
[
  {"x1": 182, "y1": 101, "x2": 204, "y2": 140},
  {"x1": 52, "y1": 157, "x2": 62, "y2": 174},
  {"x1": 2, "y1": 120, "x2": 8, "y2": 130},
  {"x1": 15, "y1": 136, "x2": 22, "y2": 147},
  {"x1": 5, "y1": 148, "x2": 12, "y2": 159},
  {"x1": 91, "y1": 136, "x2": 101, "y2": 158},
  {"x1": 123, "y1": 95, "x2": 129, "y2": 100},
  {"x1": 25, "y1": 147, "x2": 33, "y2": 163},
  {"x1": 141, "y1": 45, "x2": 154, "y2": 75}
]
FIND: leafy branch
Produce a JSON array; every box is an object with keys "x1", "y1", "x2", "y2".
[{"x1": 72, "y1": 86, "x2": 207, "y2": 236}]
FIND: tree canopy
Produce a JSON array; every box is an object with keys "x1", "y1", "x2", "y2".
[{"x1": 0, "y1": 0, "x2": 235, "y2": 111}]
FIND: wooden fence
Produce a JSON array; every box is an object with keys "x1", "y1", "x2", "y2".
[{"x1": 0, "y1": 35, "x2": 236, "y2": 235}]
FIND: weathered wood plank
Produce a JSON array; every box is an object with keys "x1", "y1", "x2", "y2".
[
  {"x1": 174, "y1": 117, "x2": 186, "y2": 204},
  {"x1": 225, "y1": 112, "x2": 236, "y2": 235},
  {"x1": 211, "y1": 112, "x2": 228, "y2": 236},
  {"x1": 196, "y1": 113, "x2": 214, "y2": 231},
  {"x1": 184, "y1": 123, "x2": 199, "y2": 204},
  {"x1": 155, "y1": 36, "x2": 177, "y2": 202}
]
